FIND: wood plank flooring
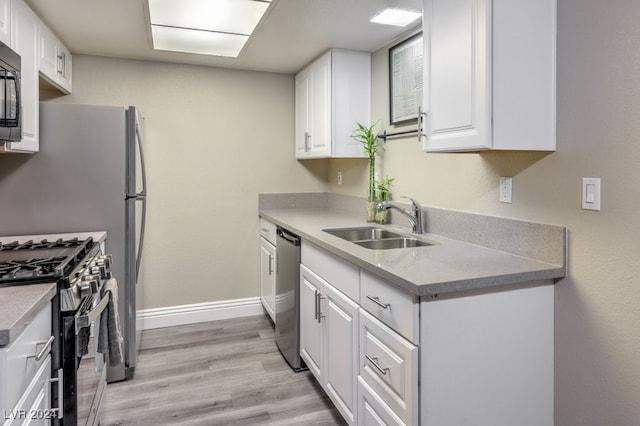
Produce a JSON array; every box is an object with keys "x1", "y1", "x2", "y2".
[{"x1": 104, "y1": 315, "x2": 346, "y2": 425}]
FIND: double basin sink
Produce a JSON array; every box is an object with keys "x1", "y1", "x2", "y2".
[{"x1": 323, "y1": 226, "x2": 434, "y2": 250}]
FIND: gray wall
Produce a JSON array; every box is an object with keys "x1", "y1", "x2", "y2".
[
  {"x1": 328, "y1": 0, "x2": 640, "y2": 423},
  {"x1": 47, "y1": 55, "x2": 328, "y2": 309}
]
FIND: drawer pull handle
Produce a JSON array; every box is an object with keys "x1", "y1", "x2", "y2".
[
  {"x1": 366, "y1": 295, "x2": 390, "y2": 309},
  {"x1": 365, "y1": 355, "x2": 389, "y2": 375},
  {"x1": 261, "y1": 228, "x2": 269, "y2": 233},
  {"x1": 27, "y1": 335, "x2": 55, "y2": 362}
]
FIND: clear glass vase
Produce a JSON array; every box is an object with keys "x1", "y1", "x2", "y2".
[{"x1": 366, "y1": 200, "x2": 377, "y2": 222}]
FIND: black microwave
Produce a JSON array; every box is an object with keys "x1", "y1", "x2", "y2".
[{"x1": 0, "y1": 41, "x2": 21, "y2": 142}]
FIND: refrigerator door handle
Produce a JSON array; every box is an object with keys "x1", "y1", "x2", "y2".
[
  {"x1": 136, "y1": 113, "x2": 147, "y2": 198},
  {"x1": 136, "y1": 195, "x2": 146, "y2": 281}
]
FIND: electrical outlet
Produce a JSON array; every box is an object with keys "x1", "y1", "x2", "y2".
[
  {"x1": 337, "y1": 171, "x2": 343, "y2": 185},
  {"x1": 499, "y1": 177, "x2": 513, "y2": 203}
]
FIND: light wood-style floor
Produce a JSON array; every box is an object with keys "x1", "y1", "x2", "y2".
[{"x1": 104, "y1": 315, "x2": 346, "y2": 425}]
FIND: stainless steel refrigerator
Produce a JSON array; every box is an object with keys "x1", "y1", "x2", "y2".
[{"x1": 0, "y1": 102, "x2": 147, "y2": 383}]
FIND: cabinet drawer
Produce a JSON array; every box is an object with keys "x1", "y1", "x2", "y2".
[
  {"x1": 259, "y1": 218, "x2": 277, "y2": 246},
  {"x1": 302, "y1": 242, "x2": 359, "y2": 302},
  {"x1": 359, "y1": 309, "x2": 418, "y2": 425},
  {"x1": 360, "y1": 271, "x2": 418, "y2": 344},
  {"x1": 2, "y1": 303, "x2": 52, "y2": 414},
  {"x1": 357, "y1": 376, "x2": 406, "y2": 426},
  {"x1": 4, "y1": 355, "x2": 51, "y2": 425}
]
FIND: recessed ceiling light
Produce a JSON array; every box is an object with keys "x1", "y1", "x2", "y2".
[
  {"x1": 370, "y1": 8, "x2": 422, "y2": 27},
  {"x1": 148, "y1": 0, "x2": 272, "y2": 58},
  {"x1": 151, "y1": 26, "x2": 249, "y2": 58}
]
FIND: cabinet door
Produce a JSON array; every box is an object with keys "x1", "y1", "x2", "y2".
[
  {"x1": 294, "y1": 69, "x2": 311, "y2": 158},
  {"x1": 324, "y1": 281, "x2": 359, "y2": 424},
  {"x1": 7, "y1": 0, "x2": 39, "y2": 152},
  {"x1": 0, "y1": 0, "x2": 9, "y2": 46},
  {"x1": 57, "y1": 42, "x2": 72, "y2": 93},
  {"x1": 259, "y1": 238, "x2": 276, "y2": 322},
  {"x1": 308, "y1": 51, "x2": 330, "y2": 156},
  {"x1": 38, "y1": 21, "x2": 57, "y2": 81},
  {"x1": 299, "y1": 265, "x2": 324, "y2": 381},
  {"x1": 295, "y1": 52, "x2": 331, "y2": 159},
  {"x1": 422, "y1": 0, "x2": 491, "y2": 151}
]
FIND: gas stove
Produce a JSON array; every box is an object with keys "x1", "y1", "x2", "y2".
[
  {"x1": 0, "y1": 237, "x2": 96, "y2": 285},
  {"x1": 0, "y1": 233, "x2": 114, "y2": 425}
]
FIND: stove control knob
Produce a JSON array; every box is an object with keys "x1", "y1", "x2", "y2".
[
  {"x1": 80, "y1": 275, "x2": 100, "y2": 296},
  {"x1": 98, "y1": 255, "x2": 113, "y2": 270},
  {"x1": 91, "y1": 265, "x2": 108, "y2": 279}
]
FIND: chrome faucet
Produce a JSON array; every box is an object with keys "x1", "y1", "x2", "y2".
[{"x1": 377, "y1": 196, "x2": 424, "y2": 234}]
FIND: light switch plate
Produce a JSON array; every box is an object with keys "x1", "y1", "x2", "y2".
[{"x1": 582, "y1": 177, "x2": 601, "y2": 211}]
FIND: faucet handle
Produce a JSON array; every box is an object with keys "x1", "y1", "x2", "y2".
[{"x1": 401, "y1": 196, "x2": 420, "y2": 209}]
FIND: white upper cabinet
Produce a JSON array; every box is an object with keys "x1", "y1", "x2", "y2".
[
  {"x1": 4, "y1": 0, "x2": 39, "y2": 153},
  {"x1": 38, "y1": 20, "x2": 72, "y2": 94},
  {"x1": 0, "y1": 0, "x2": 10, "y2": 45},
  {"x1": 421, "y1": 0, "x2": 556, "y2": 152},
  {"x1": 295, "y1": 49, "x2": 371, "y2": 159}
]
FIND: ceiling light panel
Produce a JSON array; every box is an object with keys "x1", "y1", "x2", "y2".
[
  {"x1": 149, "y1": 0, "x2": 270, "y2": 35},
  {"x1": 151, "y1": 25, "x2": 249, "y2": 57},
  {"x1": 370, "y1": 8, "x2": 422, "y2": 27}
]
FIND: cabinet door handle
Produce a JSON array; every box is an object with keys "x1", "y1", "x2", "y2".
[
  {"x1": 366, "y1": 295, "x2": 390, "y2": 309},
  {"x1": 317, "y1": 293, "x2": 325, "y2": 323},
  {"x1": 418, "y1": 107, "x2": 427, "y2": 142},
  {"x1": 27, "y1": 335, "x2": 55, "y2": 362},
  {"x1": 365, "y1": 355, "x2": 390, "y2": 375},
  {"x1": 268, "y1": 254, "x2": 274, "y2": 275},
  {"x1": 314, "y1": 290, "x2": 325, "y2": 323},
  {"x1": 304, "y1": 132, "x2": 311, "y2": 152},
  {"x1": 314, "y1": 289, "x2": 318, "y2": 320},
  {"x1": 57, "y1": 52, "x2": 66, "y2": 77}
]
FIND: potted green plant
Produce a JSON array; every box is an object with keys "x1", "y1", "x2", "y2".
[
  {"x1": 352, "y1": 122, "x2": 383, "y2": 222},
  {"x1": 375, "y1": 175, "x2": 395, "y2": 224}
]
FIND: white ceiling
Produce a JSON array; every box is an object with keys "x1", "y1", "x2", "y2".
[{"x1": 25, "y1": 0, "x2": 423, "y2": 74}]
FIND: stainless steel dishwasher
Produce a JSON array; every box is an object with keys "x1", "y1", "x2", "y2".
[{"x1": 275, "y1": 226, "x2": 306, "y2": 371}]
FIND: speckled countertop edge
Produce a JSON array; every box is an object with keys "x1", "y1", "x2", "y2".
[
  {"x1": 0, "y1": 231, "x2": 108, "y2": 347},
  {"x1": 0, "y1": 283, "x2": 56, "y2": 347},
  {"x1": 259, "y1": 208, "x2": 567, "y2": 297}
]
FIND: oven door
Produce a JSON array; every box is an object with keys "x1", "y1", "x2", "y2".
[{"x1": 61, "y1": 291, "x2": 108, "y2": 426}]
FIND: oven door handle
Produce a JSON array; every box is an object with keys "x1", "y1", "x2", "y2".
[{"x1": 75, "y1": 294, "x2": 109, "y2": 330}]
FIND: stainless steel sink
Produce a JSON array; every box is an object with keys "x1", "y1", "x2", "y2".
[
  {"x1": 323, "y1": 226, "x2": 404, "y2": 242},
  {"x1": 323, "y1": 226, "x2": 434, "y2": 250},
  {"x1": 355, "y1": 238, "x2": 433, "y2": 250}
]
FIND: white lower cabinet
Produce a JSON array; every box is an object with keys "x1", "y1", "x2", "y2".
[
  {"x1": 300, "y1": 264, "x2": 359, "y2": 424},
  {"x1": 259, "y1": 218, "x2": 276, "y2": 322},
  {"x1": 299, "y1": 265, "x2": 323, "y2": 378},
  {"x1": 298, "y1": 241, "x2": 554, "y2": 426},
  {"x1": 3, "y1": 355, "x2": 51, "y2": 425},
  {"x1": 0, "y1": 302, "x2": 53, "y2": 425},
  {"x1": 259, "y1": 237, "x2": 276, "y2": 322}
]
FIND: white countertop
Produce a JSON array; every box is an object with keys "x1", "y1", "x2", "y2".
[{"x1": 259, "y1": 208, "x2": 566, "y2": 297}]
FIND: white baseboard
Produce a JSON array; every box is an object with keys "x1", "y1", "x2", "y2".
[{"x1": 137, "y1": 297, "x2": 265, "y2": 330}]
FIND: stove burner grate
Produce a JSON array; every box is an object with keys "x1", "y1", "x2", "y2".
[{"x1": 0, "y1": 237, "x2": 95, "y2": 285}]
